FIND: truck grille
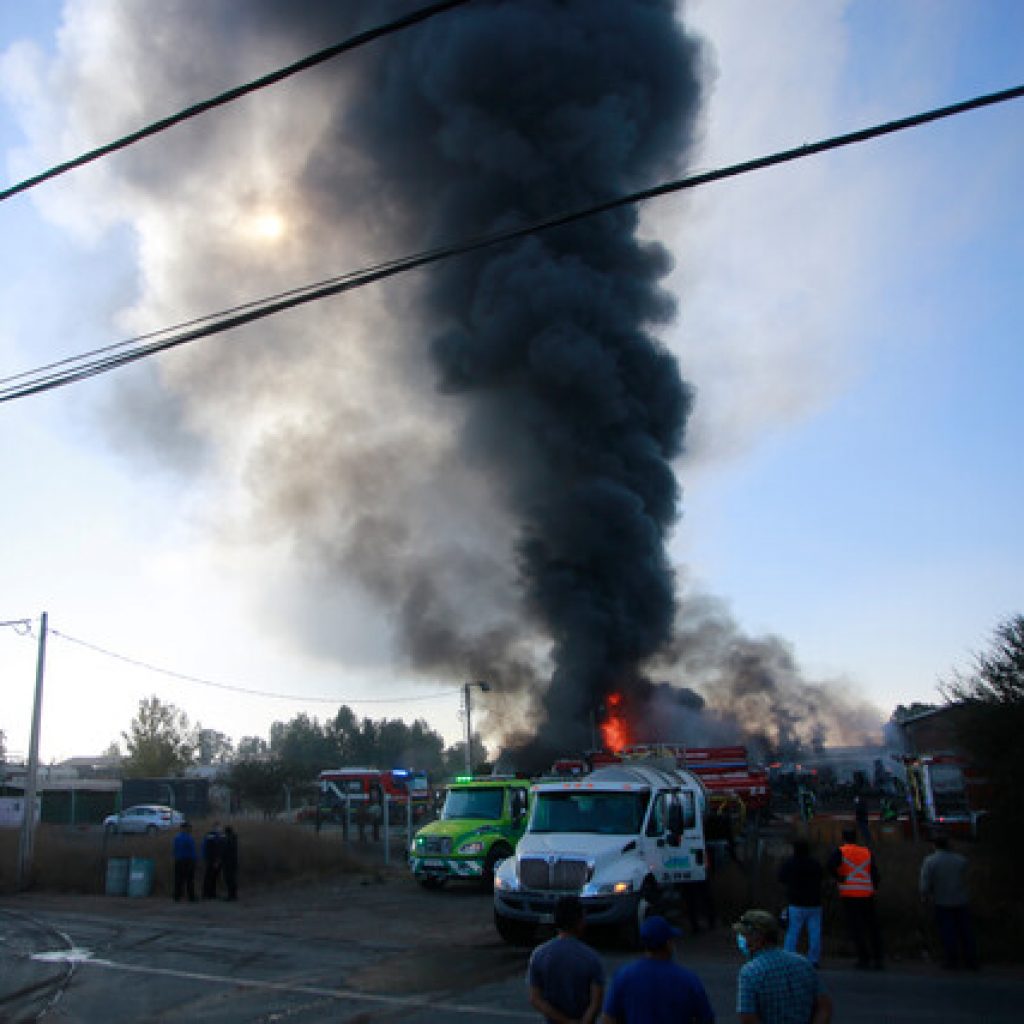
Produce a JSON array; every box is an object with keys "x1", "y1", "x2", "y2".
[
  {"x1": 519, "y1": 857, "x2": 589, "y2": 891},
  {"x1": 422, "y1": 836, "x2": 452, "y2": 855}
]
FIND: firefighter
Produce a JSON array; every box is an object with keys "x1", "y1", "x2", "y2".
[
  {"x1": 827, "y1": 827, "x2": 883, "y2": 969},
  {"x1": 798, "y1": 785, "x2": 816, "y2": 823}
]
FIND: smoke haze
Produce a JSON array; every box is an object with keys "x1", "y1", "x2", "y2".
[{"x1": 3, "y1": 0, "x2": 882, "y2": 762}]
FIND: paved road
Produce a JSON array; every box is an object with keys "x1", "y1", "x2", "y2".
[{"x1": 1, "y1": 880, "x2": 1018, "y2": 1022}]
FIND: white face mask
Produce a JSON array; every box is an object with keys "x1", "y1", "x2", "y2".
[{"x1": 736, "y1": 933, "x2": 751, "y2": 959}]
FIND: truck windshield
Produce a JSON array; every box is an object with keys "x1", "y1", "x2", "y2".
[
  {"x1": 929, "y1": 764, "x2": 970, "y2": 818},
  {"x1": 531, "y1": 791, "x2": 649, "y2": 835},
  {"x1": 443, "y1": 787, "x2": 504, "y2": 820}
]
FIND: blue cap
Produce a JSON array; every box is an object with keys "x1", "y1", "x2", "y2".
[{"x1": 640, "y1": 915, "x2": 681, "y2": 949}]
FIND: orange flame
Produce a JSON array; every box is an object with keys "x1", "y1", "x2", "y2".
[{"x1": 600, "y1": 692, "x2": 630, "y2": 752}]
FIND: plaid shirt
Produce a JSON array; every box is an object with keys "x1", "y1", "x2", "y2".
[{"x1": 737, "y1": 947, "x2": 823, "y2": 1024}]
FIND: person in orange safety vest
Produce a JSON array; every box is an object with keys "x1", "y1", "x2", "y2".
[{"x1": 827, "y1": 828, "x2": 884, "y2": 969}]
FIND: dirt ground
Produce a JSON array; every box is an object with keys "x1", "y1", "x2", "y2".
[{"x1": 2, "y1": 863, "x2": 1022, "y2": 1023}]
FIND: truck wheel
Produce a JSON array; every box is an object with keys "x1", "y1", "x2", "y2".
[
  {"x1": 482, "y1": 844, "x2": 512, "y2": 891},
  {"x1": 495, "y1": 910, "x2": 535, "y2": 946}
]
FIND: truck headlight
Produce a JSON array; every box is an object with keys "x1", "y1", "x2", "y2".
[
  {"x1": 494, "y1": 873, "x2": 519, "y2": 892},
  {"x1": 583, "y1": 880, "x2": 633, "y2": 896},
  {"x1": 460, "y1": 841, "x2": 484, "y2": 855}
]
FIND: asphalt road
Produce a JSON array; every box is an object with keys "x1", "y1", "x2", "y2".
[{"x1": 1, "y1": 877, "x2": 1019, "y2": 1023}]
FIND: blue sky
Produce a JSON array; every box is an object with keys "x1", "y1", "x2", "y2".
[{"x1": 0, "y1": 1, "x2": 1021, "y2": 760}]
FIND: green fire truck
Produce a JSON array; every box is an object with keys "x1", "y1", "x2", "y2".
[{"x1": 409, "y1": 776, "x2": 531, "y2": 888}]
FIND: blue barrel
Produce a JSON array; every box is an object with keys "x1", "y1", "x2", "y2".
[
  {"x1": 105, "y1": 857, "x2": 130, "y2": 896},
  {"x1": 127, "y1": 856, "x2": 155, "y2": 897}
]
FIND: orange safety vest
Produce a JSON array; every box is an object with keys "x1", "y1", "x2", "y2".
[{"x1": 837, "y1": 843, "x2": 874, "y2": 898}]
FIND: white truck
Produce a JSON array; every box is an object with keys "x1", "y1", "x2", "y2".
[{"x1": 493, "y1": 763, "x2": 708, "y2": 946}]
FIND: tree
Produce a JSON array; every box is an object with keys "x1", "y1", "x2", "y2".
[
  {"x1": 120, "y1": 696, "x2": 199, "y2": 778},
  {"x1": 237, "y1": 735, "x2": 269, "y2": 759},
  {"x1": 941, "y1": 614, "x2": 1024, "y2": 852},
  {"x1": 196, "y1": 728, "x2": 234, "y2": 766}
]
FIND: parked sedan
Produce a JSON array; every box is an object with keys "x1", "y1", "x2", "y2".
[{"x1": 103, "y1": 805, "x2": 184, "y2": 835}]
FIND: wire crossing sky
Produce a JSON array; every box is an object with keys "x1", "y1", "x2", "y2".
[
  {"x1": 1, "y1": 82, "x2": 1020, "y2": 405},
  {"x1": 0, "y1": 0, "x2": 475, "y2": 204}
]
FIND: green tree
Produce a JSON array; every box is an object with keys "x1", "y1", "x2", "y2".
[
  {"x1": 942, "y1": 614, "x2": 1024, "y2": 852},
  {"x1": 237, "y1": 735, "x2": 269, "y2": 759},
  {"x1": 120, "y1": 696, "x2": 198, "y2": 778},
  {"x1": 196, "y1": 728, "x2": 234, "y2": 766}
]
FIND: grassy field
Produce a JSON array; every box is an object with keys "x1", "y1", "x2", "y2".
[{"x1": 0, "y1": 820, "x2": 370, "y2": 896}]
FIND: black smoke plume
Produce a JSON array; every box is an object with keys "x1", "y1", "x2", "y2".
[{"x1": 334, "y1": 0, "x2": 704, "y2": 764}]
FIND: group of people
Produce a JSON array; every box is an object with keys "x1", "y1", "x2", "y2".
[
  {"x1": 526, "y1": 830, "x2": 977, "y2": 1022},
  {"x1": 779, "y1": 829, "x2": 977, "y2": 972},
  {"x1": 171, "y1": 820, "x2": 239, "y2": 903},
  {"x1": 527, "y1": 897, "x2": 831, "y2": 1024}
]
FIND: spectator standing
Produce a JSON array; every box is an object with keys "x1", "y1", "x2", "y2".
[
  {"x1": 172, "y1": 821, "x2": 197, "y2": 902},
  {"x1": 202, "y1": 821, "x2": 224, "y2": 899},
  {"x1": 527, "y1": 895, "x2": 604, "y2": 1024},
  {"x1": 827, "y1": 828, "x2": 884, "y2": 969},
  {"x1": 777, "y1": 840, "x2": 824, "y2": 967},
  {"x1": 853, "y1": 794, "x2": 872, "y2": 846},
  {"x1": 919, "y1": 836, "x2": 978, "y2": 969},
  {"x1": 600, "y1": 916, "x2": 714, "y2": 1024},
  {"x1": 222, "y1": 825, "x2": 239, "y2": 901},
  {"x1": 734, "y1": 910, "x2": 832, "y2": 1024}
]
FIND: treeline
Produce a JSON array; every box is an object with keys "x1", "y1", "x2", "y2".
[{"x1": 111, "y1": 696, "x2": 486, "y2": 816}]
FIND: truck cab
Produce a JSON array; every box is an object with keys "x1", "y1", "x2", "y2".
[
  {"x1": 409, "y1": 776, "x2": 531, "y2": 889},
  {"x1": 493, "y1": 764, "x2": 707, "y2": 946}
]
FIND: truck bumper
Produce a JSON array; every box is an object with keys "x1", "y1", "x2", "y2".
[
  {"x1": 410, "y1": 856, "x2": 485, "y2": 880},
  {"x1": 494, "y1": 889, "x2": 636, "y2": 926}
]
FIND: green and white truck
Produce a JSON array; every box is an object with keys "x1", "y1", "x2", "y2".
[{"x1": 409, "y1": 776, "x2": 531, "y2": 889}]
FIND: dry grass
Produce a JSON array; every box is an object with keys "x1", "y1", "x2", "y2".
[
  {"x1": 710, "y1": 822, "x2": 1022, "y2": 965},
  {"x1": 0, "y1": 820, "x2": 370, "y2": 896}
]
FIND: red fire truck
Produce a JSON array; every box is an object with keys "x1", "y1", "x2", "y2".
[
  {"x1": 317, "y1": 767, "x2": 430, "y2": 823},
  {"x1": 550, "y1": 745, "x2": 770, "y2": 818}
]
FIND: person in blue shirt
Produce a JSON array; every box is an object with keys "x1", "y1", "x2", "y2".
[
  {"x1": 172, "y1": 821, "x2": 197, "y2": 902},
  {"x1": 600, "y1": 916, "x2": 714, "y2": 1024}
]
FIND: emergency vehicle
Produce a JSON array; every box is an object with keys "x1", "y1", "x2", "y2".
[
  {"x1": 903, "y1": 754, "x2": 987, "y2": 837},
  {"x1": 409, "y1": 775, "x2": 531, "y2": 888},
  {"x1": 493, "y1": 762, "x2": 708, "y2": 947},
  {"x1": 318, "y1": 767, "x2": 429, "y2": 823}
]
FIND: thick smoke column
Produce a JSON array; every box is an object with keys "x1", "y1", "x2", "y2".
[{"x1": 335, "y1": 0, "x2": 703, "y2": 761}]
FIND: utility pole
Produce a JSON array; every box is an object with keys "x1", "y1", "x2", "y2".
[
  {"x1": 17, "y1": 611, "x2": 48, "y2": 890},
  {"x1": 463, "y1": 680, "x2": 490, "y2": 775}
]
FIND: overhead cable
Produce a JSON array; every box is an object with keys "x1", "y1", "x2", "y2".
[
  {"x1": 1, "y1": 83, "x2": 1021, "y2": 404},
  {"x1": 0, "y1": 0, "x2": 474, "y2": 204},
  {"x1": 50, "y1": 628, "x2": 462, "y2": 705}
]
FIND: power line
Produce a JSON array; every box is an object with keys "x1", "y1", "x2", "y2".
[
  {"x1": 1, "y1": 82, "x2": 1021, "y2": 404},
  {"x1": 0, "y1": 0, "x2": 474, "y2": 204},
  {"x1": 49, "y1": 627, "x2": 462, "y2": 706}
]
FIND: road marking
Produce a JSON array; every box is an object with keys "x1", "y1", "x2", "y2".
[{"x1": 31, "y1": 949, "x2": 533, "y2": 1018}]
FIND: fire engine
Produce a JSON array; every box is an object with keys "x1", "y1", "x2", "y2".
[
  {"x1": 902, "y1": 754, "x2": 987, "y2": 837},
  {"x1": 552, "y1": 744, "x2": 770, "y2": 819},
  {"x1": 317, "y1": 767, "x2": 430, "y2": 823}
]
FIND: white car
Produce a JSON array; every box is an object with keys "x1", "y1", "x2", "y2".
[{"x1": 104, "y1": 804, "x2": 184, "y2": 835}]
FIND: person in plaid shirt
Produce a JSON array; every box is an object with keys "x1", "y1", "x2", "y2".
[{"x1": 734, "y1": 910, "x2": 832, "y2": 1024}]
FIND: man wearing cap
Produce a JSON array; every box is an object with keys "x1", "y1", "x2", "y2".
[
  {"x1": 600, "y1": 916, "x2": 714, "y2": 1024},
  {"x1": 527, "y1": 896, "x2": 604, "y2": 1024},
  {"x1": 734, "y1": 910, "x2": 832, "y2": 1024}
]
